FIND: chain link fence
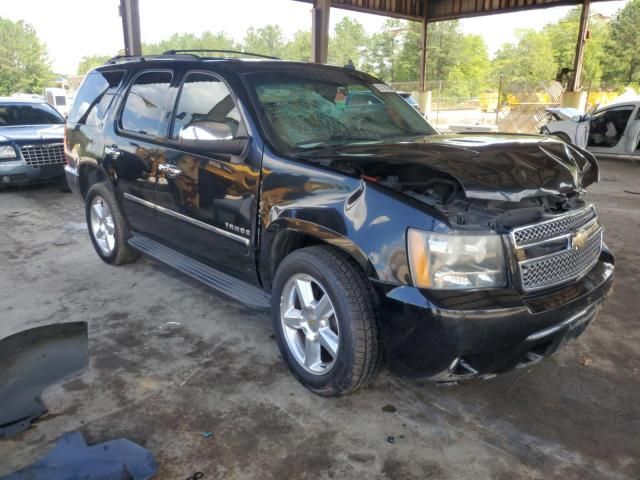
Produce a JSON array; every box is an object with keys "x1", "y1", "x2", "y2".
[{"x1": 390, "y1": 78, "x2": 570, "y2": 134}]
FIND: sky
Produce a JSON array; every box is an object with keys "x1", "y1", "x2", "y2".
[{"x1": 0, "y1": 0, "x2": 630, "y2": 75}]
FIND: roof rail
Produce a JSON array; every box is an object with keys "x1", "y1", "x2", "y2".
[
  {"x1": 162, "y1": 49, "x2": 280, "y2": 60},
  {"x1": 104, "y1": 52, "x2": 200, "y2": 65}
]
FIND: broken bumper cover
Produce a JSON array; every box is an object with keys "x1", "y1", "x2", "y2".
[{"x1": 373, "y1": 250, "x2": 614, "y2": 381}]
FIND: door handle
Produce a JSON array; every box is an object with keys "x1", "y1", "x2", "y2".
[
  {"x1": 104, "y1": 145, "x2": 122, "y2": 159},
  {"x1": 158, "y1": 163, "x2": 182, "y2": 178}
]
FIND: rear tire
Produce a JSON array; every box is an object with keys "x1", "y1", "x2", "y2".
[
  {"x1": 85, "y1": 182, "x2": 140, "y2": 265},
  {"x1": 271, "y1": 246, "x2": 383, "y2": 396}
]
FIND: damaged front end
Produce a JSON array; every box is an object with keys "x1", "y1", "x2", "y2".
[{"x1": 326, "y1": 134, "x2": 613, "y2": 381}]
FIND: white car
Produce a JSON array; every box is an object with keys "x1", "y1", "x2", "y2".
[{"x1": 541, "y1": 99, "x2": 640, "y2": 161}]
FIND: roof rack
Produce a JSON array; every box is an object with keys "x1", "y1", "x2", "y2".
[
  {"x1": 162, "y1": 49, "x2": 280, "y2": 60},
  {"x1": 104, "y1": 49, "x2": 280, "y2": 66},
  {"x1": 105, "y1": 53, "x2": 200, "y2": 64}
]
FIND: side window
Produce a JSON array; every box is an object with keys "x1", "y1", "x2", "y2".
[
  {"x1": 171, "y1": 72, "x2": 242, "y2": 142},
  {"x1": 121, "y1": 71, "x2": 173, "y2": 138},
  {"x1": 68, "y1": 70, "x2": 124, "y2": 125}
]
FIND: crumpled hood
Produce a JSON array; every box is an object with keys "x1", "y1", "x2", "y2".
[
  {"x1": 0, "y1": 124, "x2": 64, "y2": 143},
  {"x1": 325, "y1": 134, "x2": 599, "y2": 202}
]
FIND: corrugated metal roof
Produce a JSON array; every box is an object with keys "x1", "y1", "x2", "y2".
[{"x1": 295, "y1": 0, "x2": 606, "y2": 22}]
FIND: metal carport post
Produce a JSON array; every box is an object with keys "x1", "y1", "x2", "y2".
[{"x1": 119, "y1": 0, "x2": 142, "y2": 56}]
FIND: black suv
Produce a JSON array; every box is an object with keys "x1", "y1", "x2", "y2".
[{"x1": 64, "y1": 51, "x2": 614, "y2": 396}]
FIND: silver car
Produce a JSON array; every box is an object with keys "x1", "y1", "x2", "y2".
[{"x1": 0, "y1": 98, "x2": 66, "y2": 188}]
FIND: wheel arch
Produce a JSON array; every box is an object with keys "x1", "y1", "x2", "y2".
[
  {"x1": 78, "y1": 160, "x2": 111, "y2": 199},
  {"x1": 260, "y1": 218, "x2": 374, "y2": 293}
]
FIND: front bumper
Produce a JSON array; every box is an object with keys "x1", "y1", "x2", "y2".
[
  {"x1": 64, "y1": 164, "x2": 81, "y2": 195},
  {"x1": 373, "y1": 250, "x2": 614, "y2": 381},
  {"x1": 0, "y1": 160, "x2": 64, "y2": 186}
]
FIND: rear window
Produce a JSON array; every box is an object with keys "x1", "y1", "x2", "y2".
[
  {"x1": 68, "y1": 70, "x2": 125, "y2": 125},
  {"x1": 0, "y1": 103, "x2": 64, "y2": 126},
  {"x1": 55, "y1": 95, "x2": 67, "y2": 106},
  {"x1": 120, "y1": 71, "x2": 173, "y2": 138}
]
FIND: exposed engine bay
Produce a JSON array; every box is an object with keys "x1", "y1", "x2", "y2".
[
  {"x1": 332, "y1": 157, "x2": 587, "y2": 233},
  {"x1": 376, "y1": 172, "x2": 586, "y2": 232}
]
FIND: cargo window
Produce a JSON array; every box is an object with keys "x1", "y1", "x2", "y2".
[
  {"x1": 68, "y1": 70, "x2": 124, "y2": 125},
  {"x1": 120, "y1": 71, "x2": 173, "y2": 138},
  {"x1": 171, "y1": 72, "x2": 243, "y2": 142}
]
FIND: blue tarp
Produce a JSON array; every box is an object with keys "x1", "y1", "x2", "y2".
[{"x1": 2, "y1": 432, "x2": 158, "y2": 479}]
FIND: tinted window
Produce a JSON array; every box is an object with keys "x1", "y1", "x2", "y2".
[
  {"x1": 121, "y1": 71, "x2": 172, "y2": 138},
  {"x1": 68, "y1": 70, "x2": 124, "y2": 125},
  {"x1": 55, "y1": 96, "x2": 66, "y2": 106},
  {"x1": 0, "y1": 103, "x2": 64, "y2": 126},
  {"x1": 172, "y1": 72, "x2": 242, "y2": 141}
]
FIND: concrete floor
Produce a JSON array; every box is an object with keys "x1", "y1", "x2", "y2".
[{"x1": 1, "y1": 159, "x2": 639, "y2": 479}]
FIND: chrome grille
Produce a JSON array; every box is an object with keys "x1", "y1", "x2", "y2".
[
  {"x1": 512, "y1": 206, "x2": 597, "y2": 246},
  {"x1": 20, "y1": 143, "x2": 65, "y2": 167},
  {"x1": 511, "y1": 206, "x2": 603, "y2": 292},
  {"x1": 520, "y1": 230, "x2": 602, "y2": 291}
]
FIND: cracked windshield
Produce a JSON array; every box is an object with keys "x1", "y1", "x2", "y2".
[{"x1": 249, "y1": 70, "x2": 436, "y2": 154}]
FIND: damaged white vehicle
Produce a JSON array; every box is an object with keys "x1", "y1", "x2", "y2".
[{"x1": 541, "y1": 99, "x2": 640, "y2": 161}]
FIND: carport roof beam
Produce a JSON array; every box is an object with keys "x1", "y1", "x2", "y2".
[{"x1": 295, "y1": 0, "x2": 613, "y2": 22}]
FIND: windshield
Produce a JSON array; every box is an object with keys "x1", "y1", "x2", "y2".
[
  {"x1": 245, "y1": 68, "x2": 436, "y2": 154},
  {"x1": 0, "y1": 103, "x2": 64, "y2": 126}
]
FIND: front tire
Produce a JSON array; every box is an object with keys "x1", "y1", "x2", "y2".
[
  {"x1": 85, "y1": 182, "x2": 140, "y2": 265},
  {"x1": 271, "y1": 246, "x2": 383, "y2": 396}
]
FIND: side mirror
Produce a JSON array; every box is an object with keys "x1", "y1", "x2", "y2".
[
  {"x1": 571, "y1": 115, "x2": 582, "y2": 122},
  {"x1": 180, "y1": 122, "x2": 233, "y2": 141},
  {"x1": 179, "y1": 137, "x2": 249, "y2": 156}
]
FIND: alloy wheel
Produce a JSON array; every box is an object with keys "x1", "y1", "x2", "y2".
[
  {"x1": 280, "y1": 273, "x2": 340, "y2": 375},
  {"x1": 89, "y1": 195, "x2": 116, "y2": 256}
]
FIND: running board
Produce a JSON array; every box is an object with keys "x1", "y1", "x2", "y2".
[{"x1": 128, "y1": 234, "x2": 270, "y2": 309}]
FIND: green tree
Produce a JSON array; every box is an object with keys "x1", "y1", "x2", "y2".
[
  {"x1": 364, "y1": 20, "x2": 402, "y2": 81},
  {"x1": 425, "y1": 21, "x2": 466, "y2": 83},
  {"x1": 77, "y1": 55, "x2": 111, "y2": 75},
  {"x1": 603, "y1": 0, "x2": 640, "y2": 83},
  {"x1": 446, "y1": 34, "x2": 490, "y2": 97},
  {"x1": 492, "y1": 29, "x2": 558, "y2": 84},
  {"x1": 393, "y1": 20, "x2": 422, "y2": 82},
  {"x1": 283, "y1": 30, "x2": 311, "y2": 61},
  {"x1": 143, "y1": 31, "x2": 237, "y2": 55},
  {"x1": 243, "y1": 25, "x2": 286, "y2": 57},
  {"x1": 391, "y1": 20, "x2": 489, "y2": 97},
  {"x1": 328, "y1": 18, "x2": 368, "y2": 67},
  {"x1": 0, "y1": 17, "x2": 53, "y2": 95},
  {"x1": 543, "y1": 8, "x2": 609, "y2": 86}
]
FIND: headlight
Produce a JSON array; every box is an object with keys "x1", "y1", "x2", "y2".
[
  {"x1": 407, "y1": 229, "x2": 507, "y2": 290},
  {"x1": 0, "y1": 145, "x2": 16, "y2": 159}
]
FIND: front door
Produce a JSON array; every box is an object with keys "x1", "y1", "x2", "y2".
[
  {"x1": 587, "y1": 105, "x2": 635, "y2": 158},
  {"x1": 153, "y1": 70, "x2": 261, "y2": 283}
]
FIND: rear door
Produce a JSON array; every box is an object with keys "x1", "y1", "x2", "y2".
[
  {"x1": 107, "y1": 69, "x2": 176, "y2": 236},
  {"x1": 152, "y1": 70, "x2": 261, "y2": 283}
]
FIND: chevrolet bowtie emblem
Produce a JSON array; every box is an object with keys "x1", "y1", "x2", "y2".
[{"x1": 571, "y1": 221, "x2": 598, "y2": 250}]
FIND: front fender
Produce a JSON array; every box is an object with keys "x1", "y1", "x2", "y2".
[{"x1": 259, "y1": 148, "x2": 445, "y2": 290}]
